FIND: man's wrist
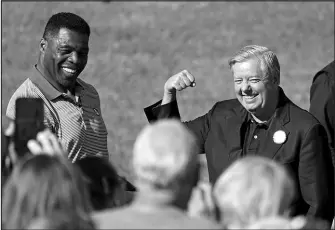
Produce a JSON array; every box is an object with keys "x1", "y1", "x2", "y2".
[{"x1": 162, "y1": 90, "x2": 177, "y2": 105}]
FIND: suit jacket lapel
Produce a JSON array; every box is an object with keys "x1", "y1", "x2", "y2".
[
  {"x1": 258, "y1": 89, "x2": 291, "y2": 159},
  {"x1": 224, "y1": 104, "x2": 248, "y2": 160}
]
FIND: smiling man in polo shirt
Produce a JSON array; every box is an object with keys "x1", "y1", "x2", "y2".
[{"x1": 6, "y1": 12, "x2": 108, "y2": 162}]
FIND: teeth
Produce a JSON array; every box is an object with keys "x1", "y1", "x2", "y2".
[
  {"x1": 244, "y1": 96, "x2": 255, "y2": 99},
  {"x1": 62, "y1": 67, "x2": 76, "y2": 74}
]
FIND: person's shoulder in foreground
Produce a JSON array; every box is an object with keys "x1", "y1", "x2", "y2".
[{"x1": 91, "y1": 206, "x2": 222, "y2": 229}]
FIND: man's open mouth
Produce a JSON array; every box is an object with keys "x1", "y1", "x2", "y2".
[{"x1": 62, "y1": 67, "x2": 77, "y2": 75}]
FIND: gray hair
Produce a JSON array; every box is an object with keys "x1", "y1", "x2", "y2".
[
  {"x1": 213, "y1": 156, "x2": 295, "y2": 228},
  {"x1": 228, "y1": 45, "x2": 280, "y2": 84},
  {"x1": 132, "y1": 119, "x2": 198, "y2": 191}
]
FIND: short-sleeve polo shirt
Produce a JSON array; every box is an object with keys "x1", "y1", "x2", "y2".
[{"x1": 6, "y1": 66, "x2": 109, "y2": 162}]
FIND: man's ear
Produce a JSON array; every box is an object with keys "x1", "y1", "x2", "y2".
[
  {"x1": 272, "y1": 75, "x2": 280, "y2": 85},
  {"x1": 40, "y1": 38, "x2": 47, "y2": 53}
]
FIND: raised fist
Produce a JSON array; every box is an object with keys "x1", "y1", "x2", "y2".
[{"x1": 164, "y1": 70, "x2": 196, "y2": 93}]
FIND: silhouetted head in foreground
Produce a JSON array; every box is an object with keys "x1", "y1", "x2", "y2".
[
  {"x1": 213, "y1": 156, "x2": 295, "y2": 229},
  {"x1": 132, "y1": 119, "x2": 200, "y2": 210}
]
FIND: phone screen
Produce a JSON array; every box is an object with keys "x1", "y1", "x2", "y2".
[{"x1": 14, "y1": 98, "x2": 44, "y2": 158}]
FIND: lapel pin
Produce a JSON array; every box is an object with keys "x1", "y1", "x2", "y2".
[
  {"x1": 93, "y1": 108, "x2": 100, "y2": 116},
  {"x1": 273, "y1": 130, "x2": 287, "y2": 144}
]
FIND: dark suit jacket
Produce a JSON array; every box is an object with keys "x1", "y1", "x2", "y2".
[
  {"x1": 309, "y1": 61, "x2": 335, "y2": 222},
  {"x1": 144, "y1": 88, "x2": 334, "y2": 223},
  {"x1": 309, "y1": 60, "x2": 335, "y2": 166}
]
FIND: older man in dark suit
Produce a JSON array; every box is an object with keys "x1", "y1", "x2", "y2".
[{"x1": 144, "y1": 45, "x2": 334, "y2": 225}]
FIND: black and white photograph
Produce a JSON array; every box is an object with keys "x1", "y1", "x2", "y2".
[{"x1": 1, "y1": 1, "x2": 334, "y2": 229}]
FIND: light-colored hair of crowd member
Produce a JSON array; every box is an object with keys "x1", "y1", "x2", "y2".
[
  {"x1": 228, "y1": 45, "x2": 281, "y2": 84},
  {"x1": 2, "y1": 154, "x2": 92, "y2": 229},
  {"x1": 213, "y1": 156, "x2": 295, "y2": 229},
  {"x1": 132, "y1": 119, "x2": 199, "y2": 207}
]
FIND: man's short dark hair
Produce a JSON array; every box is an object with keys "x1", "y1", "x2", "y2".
[{"x1": 42, "y1": 12, "x2": 90, "y2": 40}]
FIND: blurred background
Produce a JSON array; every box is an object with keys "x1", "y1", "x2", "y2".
[{"x1": 1, "y1": 2, "x2": 334, "y2": 183}]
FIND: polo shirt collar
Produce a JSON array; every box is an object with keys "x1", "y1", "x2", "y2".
[
  {"x1": 247, "y1": 112, "x2": 272, "y2": 129},
  {"x1": 29, "y1": 65, "x2": 83, "y2": 101}
]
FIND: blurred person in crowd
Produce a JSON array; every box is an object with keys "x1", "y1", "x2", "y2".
[
  {"x1": 214, "y1": 156, "x2": 332, "y2": 230},
  {"x1": 213, "y1": 156, "x2": 295, "y2": 229},
  {"x1": 2, "y1": 154, "x2": 92, "y2": 229},
  {"x1": 92, "y1": 119, "x2": 221, "y2": 229},
  {"x1": 6, "y1": 12, "x2": 109, "y2": 162},
  {"x1": 1, "y1": 120, "x2": 66, "y2": 184},
  {"x1": 144, "y1": 45, "x2": 334, "y2": 225},
  {"x1": 26, "y1": 210, "x2": 96, "y2": 230},
  {"x1": 309, "y1": 60, "x2": 335, "y2": 228},
  {"x1": 75, "y1": 157, "x2": 134, "y2": 211}
]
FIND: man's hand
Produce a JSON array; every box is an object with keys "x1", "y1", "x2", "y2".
[
  {"x1": 27, "y1": 129, "x2": 66, "y2": 157},
  {"x1": 187, "y1": 182, "x2": 216, "y2": 221},
  {"x1": 4, "y1": 121, "x2": 65, "y2": 161},
  {"x1": 162, "y1": 70, "x2": 196, "y2": 105}
]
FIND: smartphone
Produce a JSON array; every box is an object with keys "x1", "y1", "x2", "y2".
[{"x1": 14, "y1": 98, "x2": 45, "y2": 158}]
